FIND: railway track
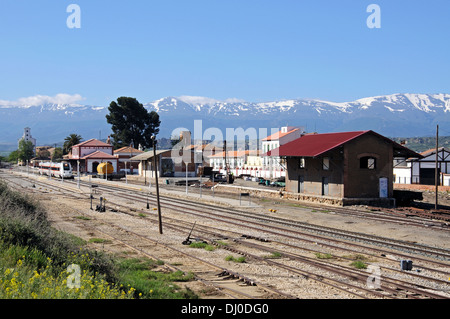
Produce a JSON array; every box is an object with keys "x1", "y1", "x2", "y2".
[
  {"x1": 154, "y1": 181, "x2": 450, "y2": 228},
  {"x1": 0, "y1": 170, "x2": 291, "y2": 299},
  {"x1": 58, "y1": 176, "x2": 450, "y2": 262},
  {"x1": 2, "y1": 170, "x2": 449, "y2": 299},
  {"x1": 85, "y1": 198, "x2": 450, "y2": 299}
]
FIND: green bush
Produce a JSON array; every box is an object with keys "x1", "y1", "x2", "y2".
[{"x1": 0, "y1": 181, "x2": 198, "y2": 299}]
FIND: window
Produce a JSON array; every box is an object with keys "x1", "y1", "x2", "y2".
[
  {"x1": 322, "y1": 157, "x2": 329, "y2": 170},
  {"x1": 299, "y1": 157, "x2": 305, "y2": 169},
  {"x1": 360, "y1": 156, "x2": 376, "y2": 169}
]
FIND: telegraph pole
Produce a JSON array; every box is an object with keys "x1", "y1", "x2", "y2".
[
  {"x1": 435, "y1": 124, "x2": 439, "y2": 210},
  {"x1": 152, "y1": 136, "x2": 163, "y2": 234}
]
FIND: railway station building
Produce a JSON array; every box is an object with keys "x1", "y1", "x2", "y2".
[
  {"x1": 66, "y1": 138, "x2": 119, "y2": 173},
  {"x1": 114, "y1": 146, "x2": 144, "y2": 174},
  {"x1": 264, "y1": 130, "x2": 422, "y2": 206}
]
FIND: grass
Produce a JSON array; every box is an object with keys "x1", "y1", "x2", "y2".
[
  {"x1": 189, "y1": 241, "x2": 216, "y2": 251},
  {"x1": 114, "y1": 258, "x2": 197, "y2": 299},
  {"x1": 351, "y1": 260, "x2": 368, "y2": 269},
  {"x1": 225, "y1": 255, "x2": 246, "y2": 263},
  {"x1": 263, "y1": 252, "x2": 283, "y2": 259},
  {"x1": 314, "y1": 252, "x2": 334, "y2": 259},
  {"x1": 214, "y1": 240, "x2": 228, "y2": 247},
  {"x1": 75, "y1": 216, "x2": 91, "y2": 220},
  {"x1": 88, "y1": 238, "x2": 111, "y2": 244},
  {"x1": 347, "y1": 254, "x2": 370, "y2": 269},
  {"x1": 0, "y1": 180, "x2": 198, "y2": 299},
  {"x1": 311, "y1": 209, "x2": 331, "y2": 213}
]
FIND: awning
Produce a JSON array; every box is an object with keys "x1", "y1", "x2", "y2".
[{"x1": 129, "y1": 149, "x2": 171, "y2": 161}]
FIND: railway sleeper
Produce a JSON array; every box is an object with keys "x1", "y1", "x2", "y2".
[
  {"x1": 241, "y1": 234, "x2": 270, "y2": 242},
  {"x1": 216, "y1": 271, "x2": 256, "y2": 286}
]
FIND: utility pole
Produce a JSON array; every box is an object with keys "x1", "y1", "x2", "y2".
[
  {"x1": 152, "y1": 136, "x2": 163, "y2": 234},
  {"x1": 224, "y1": 140, "x2": 229, "y2": 182},
  {"x1": 435, "y1": 124, "x2": 439, "y2": 210},
  {"x1": 77, "y1": 160, "x2": 80, "y2": 189}
]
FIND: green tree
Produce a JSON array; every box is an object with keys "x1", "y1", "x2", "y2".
[
  {"x1": 106, "y1": 97, "x2": 160, "y2": 149},
  {"x1": 8, "y1": 150, "x2": 19, "y2": 163},
  {"x1": 63, "y1": 134, "x2": 83, "y2": 155},
  {"x1": 18, "y1": 140, "x2": 34, "y2": 162},
  {"x1": 52, "y1": 147, "x2": 64, "y2": 162}
]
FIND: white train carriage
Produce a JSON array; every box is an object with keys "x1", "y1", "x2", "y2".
[{"x1": 39, "y1": 162, "x2": 73, "y2": 179}]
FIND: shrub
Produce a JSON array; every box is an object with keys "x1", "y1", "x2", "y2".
[{"x1": 225, "y1": 255, "x2": 246, "y2": 263}]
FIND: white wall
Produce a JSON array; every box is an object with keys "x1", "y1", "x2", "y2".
[
  {"x1": 87, "y1": 159, "x2": 117, "y2": 173},
  {"x1": 394, "y1": 167, "x2": 411, "y2": 184}
]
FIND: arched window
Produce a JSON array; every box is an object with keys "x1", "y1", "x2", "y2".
[{"x1": 360, "y1": 156, "x2": 376, "y2": 169}]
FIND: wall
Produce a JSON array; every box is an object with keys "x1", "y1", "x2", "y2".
[
  {"x1": 86, "y1": 159, "x2": 117, "y2": 173},
  {"x1": 393, "y1": 167, "x2": 412, "y2": 184},
  {"x1": 285, "y1": 148, "x2": 344, "y2": 197},
  {"x1": 343, "y1": 133, "x2": 393, "y2": 198},
  {"x1": 80, "y1": 146, "x2": 112, "y2": 157}
]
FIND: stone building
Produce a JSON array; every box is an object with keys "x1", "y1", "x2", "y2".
[{"x1": 265, "y1": 130, "x2": 421, "y2": 206}]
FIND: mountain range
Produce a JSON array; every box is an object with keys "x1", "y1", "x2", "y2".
[{"x1": 0, "y1": 93, "x2": 449, "y2": 151}]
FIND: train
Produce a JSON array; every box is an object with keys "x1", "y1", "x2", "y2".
[{"x1": 39, "y1": 161, "x2": 73, "y2": 179}]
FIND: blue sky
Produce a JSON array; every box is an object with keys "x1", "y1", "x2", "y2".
[{"x1": 0, "y1": 0, "x2": 449, "y2": 106}]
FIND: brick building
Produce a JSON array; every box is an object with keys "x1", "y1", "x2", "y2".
[{"x1": 265, "y1": 130, "x2": 421, "y2": 206}]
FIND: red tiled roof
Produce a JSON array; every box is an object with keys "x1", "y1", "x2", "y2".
[
  {"x1": 74, "y1": 139, "x2": 112, "y2": 148},
  {"x1": 262, "y1": 128, "x2": 300, "y2": 141},
  {"x1": 114, "y1": 146, "x2": 144, "y2": 154},
  {"x1": 265, "y1": 130, "x2": 422, "y2": 158},
  {"x1": 81, "y1": 151, "x2": 117, "y2": 160},
  {"x1": 420, "y1": 147, "x2": 449, "y2": 156}
]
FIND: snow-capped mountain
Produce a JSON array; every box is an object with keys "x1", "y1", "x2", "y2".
[
  {"x1": 143, "y1": 93, "x2": 449, "y2": 138},
  {"x1": 0, "y1": 93, "x2": 449, "y2": 150},
  {"x1": 145, "y1": 93, "x2": 450, "y2": 116}
]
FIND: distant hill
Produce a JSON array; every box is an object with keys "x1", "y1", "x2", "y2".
[{"x1": 391, "y1": 136, "x2": 450, "y2": 153}]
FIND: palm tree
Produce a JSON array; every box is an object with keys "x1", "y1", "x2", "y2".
[{"x1": 63, "y1": 134, "x2": 83, "y2": 155}]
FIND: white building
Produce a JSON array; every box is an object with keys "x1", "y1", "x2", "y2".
[
  {"x1": 261, "y1": 126, "x2": 304, "y2": 177},
  {"x1": 19, "y1": 127, "x2": 37, "y2": 153},
  {"x1": 394, "y1": 147, "x2": 450, "y2": 185},
  {"x1": 67, "y1": 139, "x2": 118, "y2": 173},
  {"x1": 209, "y1": 150, "x2": 256, "y2": 170}
]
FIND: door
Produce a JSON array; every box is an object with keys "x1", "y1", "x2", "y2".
[
  {"x1": 420, "y1": 168, "x2": 439, "y2": 185},
  {"x1": 379, "y1": 177, "x2": 388, "y2": 198},
  {"x1": 298, "y1": 175, "x2": 304, "y2": 193},
  {"x1": 322, "y1": 177, "x2": 329, "y2": 196}
]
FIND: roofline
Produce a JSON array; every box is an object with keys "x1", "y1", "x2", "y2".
[
  {"x1": 129, "y1": 149, "x2": 172, "y2": 161},
  {"x1": 264, "y1": 130, "x2": 369, "y2": 157},
  {"x1": 264, "y1": 130, "x2": 423, "y2": 159},
  {"x1": 73, "y1": 138, "x2": 112, "y2": 148},
  {"x1": 262, "y1": 128, "x2": 300, "y2": 141},
  {"x1": 80, "y1": 150, "x2": 118, "y2": 159}
]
